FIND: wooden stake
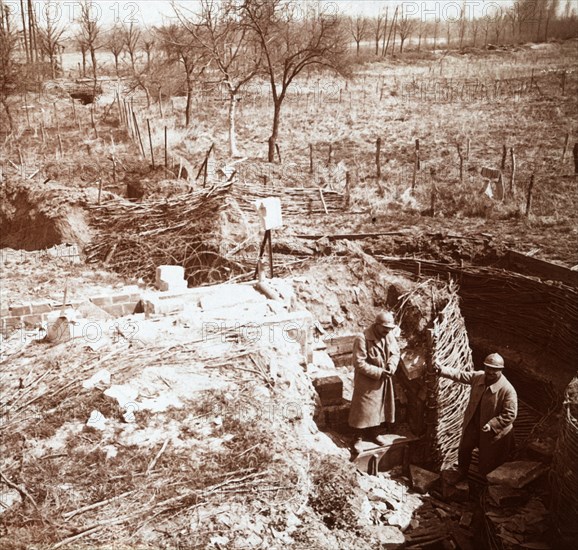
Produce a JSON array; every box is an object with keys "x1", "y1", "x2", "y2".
[
  {"x1": 111, "y1": 134, "x2": 116, "y2": 184},
  {"x1": 327, "y1": 144, "x2": 333, "y2": 166},
  {"x1": 457, "y1": 143, "x2": 464, "y2": 183},
  {"x1": 376, "y1": 137, "x2": 381, "y2": 180},
  {"x1": 57, "y1": 134, "x2": 63, "y2": 157},
  {"x1": 415, "y1": 139, "x2": 420, "y2": 170},
  {"x1": 509, "y1": 147, "x2": 516, "y2": 194},
  {"x1": 573, "y1": 143, "x2": 578, "y2": 175},
  {"x1": 525, "y1": 173, "x2": 534, "y2": 216},
  {"x1": 319, "y1": 188, "x2": 328, "y2": 214},
  {"x1": 132, "y1": 111, "x2": 146, "y2": 158},
  {"x1": 91, "y1": 104, "x2": 97, "y2": 138},
  {"x1": 561, "y1": 133, "x2": 570, "y2": 163},
  {"x1": 164, "y1": 126, "x2": 168, "y2": 177},
  {"x1": 430, "y1": 184, "x2": 436, "y2": 217},
  {"x1": 147, "y1": 119, "x2": 155, "y2": 168},
  {"x1": 501, "y1": 144, "x2": 507, "y2": 170}
]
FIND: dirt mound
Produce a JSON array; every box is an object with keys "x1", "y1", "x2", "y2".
[{"x1": 0, "y1": 180, "x2": 95, "y2": 251}]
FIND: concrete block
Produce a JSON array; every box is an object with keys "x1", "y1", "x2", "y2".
[
  {"x1": 486, "y1": 461, "x2": 547, "y2": 489},
  {"x1": 410, "y1": 464, "x2": 439, "y2": 494},
  {"x1": 312, "y1": 375, "x2": 343, "y2": 405},
  {"x1": 156, "y1": 265, "x2": 187, "y2": 292},
  {"x1": 22, "y1": 314, "x2": 44, "y2": 327},
  {"x1": 90, "y1": 295, "x2": 113, "y2": 307},
  {"x1": 30, "y1": 301, "x2": 53, "y2": 314},
  {"x1": 10, "y1": 304, "x2": 32, "y2": 316}
]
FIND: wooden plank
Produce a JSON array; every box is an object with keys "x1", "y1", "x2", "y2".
[
  {"x1": 507, "y1": 250, "x2": 578, "y2": 287},
  {"x1": 324, "y1": 334, "x2": 356, "y2": 356},
  {"x1": 481, "y1": 166, "x2": 501, "y2": 179}
]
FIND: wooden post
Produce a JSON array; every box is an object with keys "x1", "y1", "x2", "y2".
[
  {"x1": 111, "y1": 134, "x2": 117, "y2": 184},
  {"x1": 57, "y1": 134, "x2": 63, "y2": 157},
  {"x1": 573, "y1": 143, "x2": 578, "y2": 175},
  {"x1": 147, "y1": 119, "x2": 155, "y2": 168},
  {"x1": 509, "y1": 147, "x2": 516, "y2": 195},
  {"x1": 457, "y1": 143, "x2": 464, "y2": 183},
  {"x1": 132, "y1": 111, "x2": 146, "y2": 158},
  {"x1": 430, "y1": 183, "x2": 436, "y2": 217},
  {"x1": 90, "y1": 104, "x2": 97, "y2": 138},
  {"x1": 319, "y1": 188, "x2": 328, "y2": 214},
  {"x1": 525, "y1": 173, "x2": 534, "y2": 216},
  {"x1": 561, "y1": 133, "x2": 570, "y2": 164},
  {"x1": 375, "y1": 137, "x2": 381, "y2": 180},
  {"x1": 164, "y1": 126, "x2": 168, "y2": 177},
  {"x1": 309, "y1": 144, "x2": 314, "y2": 174},
  {"x1": 267, "y1": 229, "x2": 274, "y2": 278},
  {"x1": 415, "y1": 139, "x2": 420, "y2": 170},
  {"x1": 501, "y1": 144, "x2": 507, "y2": 170},
  {"x1": 327, "y1": 144, "x2": 333, "y2": 166}
]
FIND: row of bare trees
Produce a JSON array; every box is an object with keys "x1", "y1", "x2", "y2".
[{"x1": 348, "y1": 0, "x2": 576, "y2": 56}]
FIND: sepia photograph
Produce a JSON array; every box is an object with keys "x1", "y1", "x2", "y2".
[{"x1": 0, "y1": 0, "x2": 577, "y2": 548}]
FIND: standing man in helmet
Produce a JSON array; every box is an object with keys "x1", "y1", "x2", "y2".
[
  {"x1": 436, "y1": 352, "x2": 518, "y2": 478},
  {"x1": 349, "y1": 311, "x2": 401, "y2": 454}
]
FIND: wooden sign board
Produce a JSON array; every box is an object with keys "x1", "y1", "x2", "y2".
[{"x1": 481, "y1": 166, "x2": 501, "y2": 180}]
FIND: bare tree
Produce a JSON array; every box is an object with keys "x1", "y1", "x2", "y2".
[
  {"x1": 175, "y1": 0, "x2": 261, "y2": 156},
  {"x1": 416, "y1": 20, "x2": 425, "y2": 52},
  {"x1": 141, "y1": 28, "x2": 156, "y2": 69},
  {"x1": 0, "y1": 0, "x2": 18, "y2": 129},
  {"x1": 349, "y1": 15, "x2": 368, "y2": 56},
  {"x1": 242, "y1": 0, "x2": 350, "y2": 162},
  {"x1": 78, "y1": 0, "x2": 100, "y2": 83},
  {"x1": 493, "y1": 11, "x2": 507, "y2": 44},
  {"x1": 544, "y1": 0, "x2": 559, "y2": 41},
  {"x1": 157, "y1": 23, "x2": 208, "y2": 127},
  {"x1": 372, "y1": 10, "x2": 386, "y2": 56},
  {"x1": 458, "y1": 0, "x2": 467, "y2": 50},
  {"x1": 123, "y1": 22, "x2": 141, "y2": 72},
  {"x1": 396, "y1": 14, "x2": 415, "y2": 53},
  {"x1": 469, "y1": 18, "x2": 480, "y2": 47},
  {"x1": 108, "y1": 24, "x2": 124, "y2": 76},
  {"x1": 38, "y1": 0, "x2": 65, "y2": 78}
]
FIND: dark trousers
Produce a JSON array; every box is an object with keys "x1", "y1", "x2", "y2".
[{"x1": 458, "y1": 421, "x2": 479, "y2": 475}]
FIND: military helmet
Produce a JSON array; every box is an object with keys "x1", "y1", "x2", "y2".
[{"x1": 483, "y1": 353, "x2": 505, "y2": 369}]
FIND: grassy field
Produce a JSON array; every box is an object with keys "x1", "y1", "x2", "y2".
[{"x1": 2, "y1": 39, "x2": 577, "y2": 265}]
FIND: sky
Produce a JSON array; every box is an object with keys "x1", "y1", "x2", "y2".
[{"x1": 5, "y1": 0, "x2": 520, "y2": 29}]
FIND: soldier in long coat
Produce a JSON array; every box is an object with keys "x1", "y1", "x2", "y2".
[
  {"x1": 349, "y1": 311, "x2": 401, "y2": 453},
  {"x1": 436, "y1": 352, "x2": 518, "y2": 477}
]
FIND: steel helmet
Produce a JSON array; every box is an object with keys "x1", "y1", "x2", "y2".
[
  {"x1": 483, "y1": 353, "x2": 505, "y2": 369},
  {"x1": 376, "y1": 311, "x2": 396, "y2": 329}
]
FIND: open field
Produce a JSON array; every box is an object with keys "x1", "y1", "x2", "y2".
[{"x1": 2, "y1": 40, "x2": 577, "y2": 268}]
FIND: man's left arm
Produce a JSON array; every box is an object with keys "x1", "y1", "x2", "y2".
[
  {"x1": 485, "y1": 386, "x2": 518, "y2": 434},
  {"x1": 384, "y1": 332, "x2": 401, "y2": 375}
]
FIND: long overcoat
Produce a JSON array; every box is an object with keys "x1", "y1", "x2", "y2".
[
  {"x1": 441, "y1": 368, "x2": 518, "y2": 474},
  {"x1": 348, "y1": 325, "x2": 400, "y2": 429}
]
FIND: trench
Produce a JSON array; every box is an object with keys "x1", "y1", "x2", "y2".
[{"x1": 312, "y1": 256, "x2": 578, "y2": 548}]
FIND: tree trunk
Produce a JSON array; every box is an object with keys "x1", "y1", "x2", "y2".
[
  {"x1": 90, "y1": 47, "x2": 97, "y2": 84},
  {"x1": 20, "y1": 0, "x2": 30, "y2": 63},
  {"x1": 356, "y1": 41, "x2": 360, "y2": 56},
  {"x1": 81, "y1": 48, "x2": 87, "y2": 77},
  {"x1": 268, "y1": 100, "x2": 282, "y2": 163},
  {"x1": 1, "y1": 97, "x2": 13, "y2": 131},
  {"x1": 228, "y1": 93, "x2": 240, "y2": 157},
  {"x1": 185, "y1": 73, "x2": 193, "y2": 127},
  {"x1": 114, "y1": 55, "x2": 119, "y2": 77}
]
